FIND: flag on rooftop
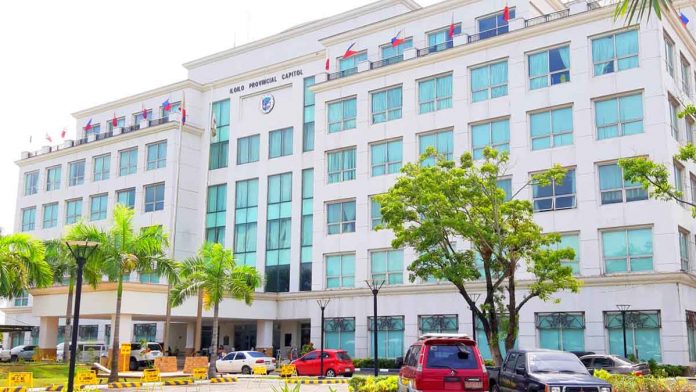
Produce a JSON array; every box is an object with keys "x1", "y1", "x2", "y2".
[
  {"x1": 343, "y1": 42, "x2": 358, "y2": 58},
  {"x1": 84, "y1": 118, "x2": 93, "y2": 131},
  {"x1": 391, "y1": 31, "x2": 404, "y2": 47},
  {"x1": 680, "y1": 12, "x2": 689, "y2": 27}
]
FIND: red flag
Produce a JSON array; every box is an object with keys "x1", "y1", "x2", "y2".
[
  {"x1": 112, "y1": 113, "x2": 118, "y2": 127},
  {"x1": 180, "y1": 92, "x2": 187, "y2": 125},
  {"x1": 343, "y1": 42, "x2": 357, "y2": 59},
  {"x1": 503, "y1": 5, "x2": 510, "y2": 22},
  {"x1": 84, "y1": 118, "x2": 93, "y2": 131},
  {"x1": 391, "y1": 31, "x2": 405, "y2": 47},
  {"x1": 325, "y1": 57, "x2": 330, "y2": 71},
  {"x1": 60, "y1": 128, "x2": 67, "y2": 139},
  {"x1": 448, "y1": 16, "x2": 455, "y2": 38},
  {"x1": 142, "y1": 106, "x2": 148, "y2": 120},
  {"x1": 45, "y1": 133, "x2": 52, "y2": 143}
]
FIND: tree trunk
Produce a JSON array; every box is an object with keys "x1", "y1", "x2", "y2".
[
  {"x1": 208, "y1": 303, "x2": 219, "y2": 379},
  {"x1": 163, "y1": 282, "x2": 172, "y2": 356},
  {"x1": 63, "y1": 279, "x2": 74, "y2": 363},
  {"x1": 108, "y1": 277, "x2": 124, "y2": 383},
  {"x1": 194, "y1": 289, "x2": 203, "y2": 354},
  {"x1": 505, "y1": 274, "x2": 518, "y2": 353},
  {"x1": 482, "y1": 304, "x2": 505, "y2": 366}
]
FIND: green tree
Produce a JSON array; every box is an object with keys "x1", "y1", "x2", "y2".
[
  {"x1": 170, "y1": 242, "x2": 262, "y2": 378},
  {"x1": 45, "y1": 239, "x2": 102, "y2": 362},
  {"x1": 66, "y1": 204, "x2": 176, "y2": 382},
  {"x1": 619, "y1": 105, "x2": 696, "y2": 215},
  {"x1": 0, "y1": 232, "x2": 51, "y2": 298},
  {"x1": 375, "y1": 148, "x2": 581, "y2": 365},
  {"x1": 615, "y1": 0, "x2": 671, "y2": 23}
]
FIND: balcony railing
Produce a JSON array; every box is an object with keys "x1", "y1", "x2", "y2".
[
  {"x1": 525, "y1": 9, "x2": 570, "y2": 27},
  {"x1": 22, "y1": 115, "x2": 180, "y2": 160},
  {"x1": 322, "y1": 2, "x2": 614, "y2": 83}
]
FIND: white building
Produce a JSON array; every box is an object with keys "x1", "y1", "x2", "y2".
[{"x1": 4, "y1": 0, "x2": 696, "y2": 366}]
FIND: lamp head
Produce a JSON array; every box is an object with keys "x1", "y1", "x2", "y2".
[
  {"x1": 365, "y1": 279, "x2": 385, "y2": 293},
  {"x1": 65, "y1": 240, "x2": 99, "y2": 261},
  {"x1": 316, "y1": 298, "x2": 331, "y2": 309},
  {"x1": 616, "y1": 304, "x2": 631, "y2": 312}
]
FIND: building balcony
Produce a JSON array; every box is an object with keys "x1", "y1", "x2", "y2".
[
  {"x1": 21, "y1": 113, "x2": 185, "y2": 160},
  {"x1": 322, "y1": 1, "x2": 613, "y2": 83}
]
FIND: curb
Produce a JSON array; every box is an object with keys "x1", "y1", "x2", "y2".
[
  {"x1": 354, "y1": 368, "x2": 399, "y2": 373},
  {"x1": 286, "y1": 379, "x2": 348, "y2": 385},
  {"x1": 21, "y1": 377, "x2": 239, "y2": 392}
]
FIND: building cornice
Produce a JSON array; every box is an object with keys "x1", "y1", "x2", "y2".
[
  {"x1": 1, "y1": 306, "x2": 33, "y2": 315},
  {"x1": 28, "y1": 272, "x2": 696, "y2": 302},
  {"x1": 312, "y1": 4, "x2": 618, "y2": 93},
  {"x1": 16, "y1": 122, "x2": 203, "y2": 166},
  {"x1": 207, "y1": 52, "x2": 322, "y2": 90},
  {"x1": 182, "y1": 0, "x2": 421, "y2": 70},
  {"x1": 29, "y1": 282, "x2": 280, "y2": 301},
  {"x1": 277, "y1": 272, "x2": 696, "y2": 301},
  {"x1": 70, "y1": 80, "x2": 205, "y2": 119}
]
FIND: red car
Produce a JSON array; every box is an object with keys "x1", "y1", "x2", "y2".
[
  {"x1": 292, "y1": 349, "x2": 355, "y2": 377},
  {"x1": 397, "y1": 333, "x2": 488, "y2": 392}
]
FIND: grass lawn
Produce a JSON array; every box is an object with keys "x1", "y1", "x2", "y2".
[{"x1": 0, "y1": 363, "x2": 91, "y2": 387}]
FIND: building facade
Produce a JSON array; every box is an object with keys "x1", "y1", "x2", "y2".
[{"x1": 5, "y1": 0, "x2": 696, "y2": 366}]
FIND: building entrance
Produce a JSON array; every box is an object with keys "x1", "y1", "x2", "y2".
[{"x1": 234, "y1": 324, "x2": 257, "y2": 351}]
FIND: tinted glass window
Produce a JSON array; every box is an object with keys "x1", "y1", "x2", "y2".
[
  {"x1": 131, "y1": 344, "x2": 141, "y2": 350},
  {"x1": 337, "y1": 352, "x2": 351, "y2": 361},
  {"x1": 504, "y1": 353, "x2": 518, "y2": 372},
  {"x1": 148, "y1": 344, "x2": 162, "y2": 351},
  {"x1": 223, "y1": 352, "x2": 236, "y2": 360},
  {"x1": 580, "y1": 358, "x2": 593, "y2": 366},
  {"x1": 304, "y1": 352, "x2": 318, "y2": 360},
  {"x1": 425, "y1": 344, "x2": 478, "y2": 370},
  {"x1": 528, "y1": 352, "x2": 588, "y2": 374},
  {"x1": 247, "y1": 351, "x2": 264, "y2": 358},
  {"x1": 594, "y1": 357, "x2": 614, "y2": 368},
  {"x1": 406, "y1": 345, "x2": 421, "y2": 366},
  {"x1": 515, "y1": 353, "x2": 526, "y2": 370}
]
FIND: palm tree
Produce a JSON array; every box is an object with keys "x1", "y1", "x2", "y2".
[
  {"x1": 45, "y1": 239, "x2": 102, "y2": 363},
  {"x1": 0, "y1": 232, "x2": 51, "y2": 298},
  {"x1": 615, "y1": 0, "x2": 671, "y2": 23},
  {"x1": 66, "y1": 204, "x2": 176, "y2": 382},
  {"x1": 170, "y1": 242, "x2": 262, "y2": 378}
]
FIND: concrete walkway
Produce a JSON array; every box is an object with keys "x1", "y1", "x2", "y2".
[{"x1": 110, "y1": 379, "x2": 350, "y2": 391}]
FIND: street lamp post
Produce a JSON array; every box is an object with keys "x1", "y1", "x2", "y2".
[
  {"x1": 469, "y1": 294, "x2": 481, "y2": 341},
  {"x1": 316, "y1": 299, "x2": 330, "y2": 379},
  {"x1": 616, "y1": 304, "x2": 631, "y2": 359},
  {"x1": 365, "y1": 279, "x2": 385, "y2": 377},
  {"x1": 65, "y1": 241, "x2": 99, "y2": 392}
]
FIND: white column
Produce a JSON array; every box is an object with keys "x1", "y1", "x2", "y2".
[
  {"x1": 110, "y1": 314, "x2": 133, "y2": 346},
  {"x1": 256, "y1": 320, "x2": 274, "y2": 349},
  {"x1": 185, "y1": 323, "x2": 195, "y2": 354},
  {"x1": 38, "y1": 317, "x2": 59, "y2": 360}
]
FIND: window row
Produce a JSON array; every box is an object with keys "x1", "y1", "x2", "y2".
[
  {"x1": 23, "y1": 141, "x2": 167, "y2": 196},
  {"x1": 20, "y1": 183, "x2": 165, "y2": 230},
  {"x1": 323, "y1": 309, "x2": 669, "y2": 363}
]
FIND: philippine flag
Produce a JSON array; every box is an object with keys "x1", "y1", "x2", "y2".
[
  {"x1": 162, "y1": 99, "x2": 172, "y2": 112},
  {"x1": 680, "y1": 12, "x2": 690, "y2": 27},
  {"x1": 60, "y1": 128, "x2": 67, "y2": 139},
  {"x1": 84, "y1": 118, "x2": 93, "y2": 131},
  {"x1": 391, "y1": 31, "x2": 405, "y2": 47},
  {"x1": 343, "y1": 42, "x2": 358, "y2": 58},
  {"x1": 112, "y1": 113, "x2": 118, "y2": 127}
]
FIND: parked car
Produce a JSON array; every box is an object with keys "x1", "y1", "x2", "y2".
[
  {"x1": 128, "y1": 342, "x2": 163, "y2": 370},
  {"x1": 487, "y1": 349, "x2": 612, "y2": 392},
  {"x1": 396, "y1": 333, "x2": 488, "y2": 392},
  {"x1": 216, "y1": 351, "x2": 276, "y2": 374},
  {"x1": 57, "y1": 342, "x2": 108, "y2": 363},
  {"x1": 0, "y1": 346, "x2": 11, "y2": 362},
  {"x1": 580, "y1": 354, "x2": 650, "y2": 375},
  {"x1": 9, "y1": 345, "x2": 36, "y2": 362},
  {"x1": 292, "y1": 349, "x2": 354, "y2": 377}
]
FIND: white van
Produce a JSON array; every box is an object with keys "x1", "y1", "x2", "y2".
[{"x1": 57, "y1": 342, "x2": 108, "y2": 363}]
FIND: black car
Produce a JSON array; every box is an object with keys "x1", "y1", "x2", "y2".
[
  {"x1": 488, "y1": 349, "x2": 612, "y2": 392},
  {"x1": 580, "y1": 354, "x2": 650, "y2": 375}
]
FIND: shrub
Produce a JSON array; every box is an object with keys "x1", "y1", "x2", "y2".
[
  {"x1": 593, "y1": 369, "x2": 695, "y2": 392},
  {"x1": 484, "y1": 359, "x2": 496, "y2": 367},
  {"x1": 352, "y1": 358, "x2": 397, "y2": 369},
  {"x1": 348, "y1": 376, "x2": 398, "y2": 392}
]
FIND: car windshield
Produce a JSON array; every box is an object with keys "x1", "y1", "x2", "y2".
[
  {"x1": 247, "y1": 351, "x2": 265, "y2": 358},
  {"x1": 528, "y1": 353, "x2": 588, "y2": 374},
  {"x1": 337, "y1": 352, "x2": 351, "y2": 361},
  {"x1": 148, "y1": 344, "x2": 162, "y2": 351},
  {"x1": 426, "y1": 344, "x2": 478, "y2": 370}
]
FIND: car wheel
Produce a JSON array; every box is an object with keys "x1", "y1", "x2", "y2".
[
  {"x1": 129, "y1": 358, "x2": 138, "y2": 371},
  {"x1": 325, "y1": 369, "x2": 336, "y2": 377},
  {"x1": 10, "y1": 356, "x2": 18, "y2": 362},
  {"x1": 241, "y1": 366, "x2": 251, "y2": 375}
]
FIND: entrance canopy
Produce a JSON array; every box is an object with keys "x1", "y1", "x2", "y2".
[{"x1": 0, "y1": 324, "x2": 33, "y2": 332}]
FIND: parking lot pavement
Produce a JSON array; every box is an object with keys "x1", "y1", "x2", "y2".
[{"x1": 111, "y1": 379, "x2": 350, "y2": 392}]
